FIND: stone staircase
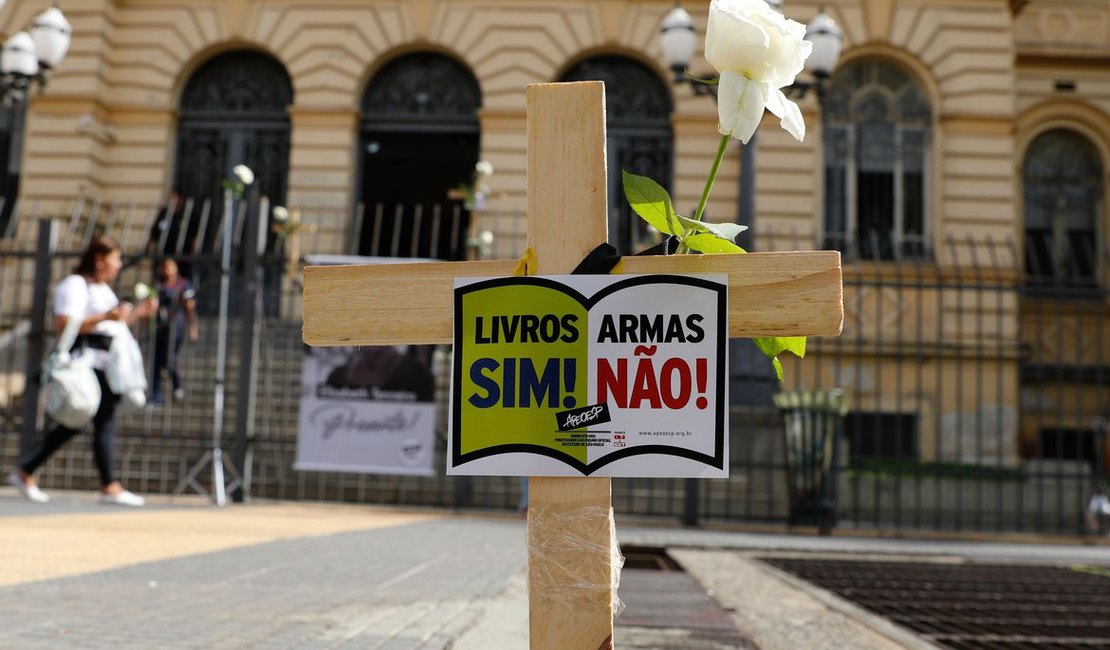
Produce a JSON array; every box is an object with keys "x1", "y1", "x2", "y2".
[
  {"x1": 110, "y1": 317, "x2": 302, "y2": 437},
  {"x1": 0, "y1": 317, "x2": 303, "y2": 495}
]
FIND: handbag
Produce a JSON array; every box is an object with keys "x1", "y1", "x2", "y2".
[{"x1": 42, "y1": 313, "x2": 101, "y2": 428}]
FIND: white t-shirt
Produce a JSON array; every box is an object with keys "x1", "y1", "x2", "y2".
[
  {"x1": 54, "y1": 274, "x2": 119, "y2": 324},
  {"x1": 53, "y1": 274, "x2": 126, "y2": 367}
]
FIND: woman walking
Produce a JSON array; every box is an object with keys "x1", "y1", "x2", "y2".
[{"x1": 7, "y1": 236, "x2": 157, "y2": 506}]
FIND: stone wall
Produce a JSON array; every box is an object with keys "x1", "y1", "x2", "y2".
[{"x1": 5, "y1": 0, "x2": 1101, "y2": 264}]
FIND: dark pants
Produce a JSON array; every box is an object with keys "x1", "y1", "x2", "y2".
[
  {"x1": 19, "y1": 370, "x2": 119, "y2": 487},
  {"x1": 152, "y1": 326, "x2": 184, "y2": 400}
]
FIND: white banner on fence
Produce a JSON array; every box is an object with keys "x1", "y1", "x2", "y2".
[{"x1": 296, "y1": 345, "x2": 437, "y2": 476}]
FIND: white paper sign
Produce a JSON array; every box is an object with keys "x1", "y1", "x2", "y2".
[
  {"x1": 296, "y1": 346, "x2": 436, "y2": 476},
  {"x1": 448, "y1": 273, "x2": 728, "y2": 478}
]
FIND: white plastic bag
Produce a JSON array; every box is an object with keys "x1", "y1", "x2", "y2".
[
  {"x1": 106, "y1": 327, "x2": 147, "y2": 409},
  {"x1": 42, "y1": 317, "x2": 101, "y2": 428}
]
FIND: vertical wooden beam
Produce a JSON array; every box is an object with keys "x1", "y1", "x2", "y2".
[{"x1": 526, "y1": 81, "x2": 615, "y2": 650}]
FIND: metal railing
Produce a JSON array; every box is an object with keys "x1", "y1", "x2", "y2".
[
  {"x1": 1, "y1": 197, "x2": 1108, "y2": 535},
  {"x1": 769, "y1": 231, "x2": 1109, "y2": 533}
]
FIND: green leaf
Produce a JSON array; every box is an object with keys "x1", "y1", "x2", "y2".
[
  {"x1": 770, "y1": 357, "x2": 784, "y2": 382},
  {"x1": 684, "y1": 233, "x2": 746, "y2": 254},
  {"x1": 752, "y1": 335, "x2": 807, "y2": 383},
  {"x1": 622, "y1": 170, "x2": 681, "y2": 236},
  {"x1": 753, "y1": 336, "x2": 807, "y2": 360},
  {"x1": 675, "y1": 216, "x2": 748, "y2": 242}
]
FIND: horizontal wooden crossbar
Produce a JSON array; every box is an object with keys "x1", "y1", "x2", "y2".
[{"x1": 302, "y1": 250, "x2": 843, "y2": 346}]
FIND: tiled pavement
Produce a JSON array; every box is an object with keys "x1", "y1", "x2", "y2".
[
  {"x1": 0, "y1": 494, "x2": 523, "y2": 649},
  {"x1": 2, "y1": 491, "x2": 1108, "y2": 649},
  {"x1": 1, "y1": 523, "x2": 522, "y2": 649}
]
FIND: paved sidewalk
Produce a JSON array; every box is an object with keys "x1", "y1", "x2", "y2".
[
  {"x1": 0, "y1": 497, "x2": 438, "y2": 587},
  {"x1": 1, "y1": 493, "x2": 524, "y2": 649},
  {"x1": 2, "y1": 491, "x2": 1107, "y2": 649}
]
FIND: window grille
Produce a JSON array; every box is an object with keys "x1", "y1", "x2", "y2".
[
  {"x1": 823, "y1": 61, "x2": 931, "y2": 261},
  {"x1": 357, "y1": 53, "x2": 482, "y2": 260},
  {"x1": 844, "y1": 412, "x2": 919, "y2": 463},
  {"x1": 174, "y1": 50, "x2": 293, "y2": 254},
  {"x1": 560, "y1": 56, "x2": 674, "y2": 255},
  {"x1": 1022, "y1": 128, "x2": 1103, "y2": 288}
]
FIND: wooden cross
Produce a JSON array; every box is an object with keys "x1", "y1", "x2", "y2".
[{"x1": 304, "y1": 81, "x2": 842, "y2": 649}]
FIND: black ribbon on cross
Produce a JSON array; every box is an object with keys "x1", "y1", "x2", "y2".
[{"x1": 570, "y1": 236, "x2": 680, "y2": 275}]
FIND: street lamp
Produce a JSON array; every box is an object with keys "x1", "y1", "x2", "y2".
[
  {"x1": 661, "y1": 2, "x2": 842, "y2": 99},
  {"x1": 660, "y1": 5, "x2": 706, "y2": 90},
  {"x1": 785, "y1": 8, "x2": 843, "y2": 101},
  {"x1": 659, "y1": 1, "x2": 844, "y2": 232},
  {"x1": 658, "y1": 3, "x2": 844, "y2": 510},
  {"x1": 0, "y1": 4, "x2": 72, "y2": 107}
]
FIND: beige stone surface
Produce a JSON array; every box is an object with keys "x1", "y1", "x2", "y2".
[
  {"x1": 1, "y1": 0, "x2": 1106, "y2": 474},
  {"x1": 7, "y1": 0, "x2": 1097, "y2": 254},
  {"x1": 0, "y1": 497, "x2": 438, "y2": 587}
]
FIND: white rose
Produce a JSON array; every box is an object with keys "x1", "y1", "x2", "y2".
[
  {"x1": 232, "y1": 164, "x2": 254, "y2": 186},
  {"x1": 134, "y1": 282, "x2": 151, "y2": 300},
  {"x1": 475, "y1": 161, "x2": 494, "y2": 176},
  {"x1": 272, "y1": 206, "x2": 289, "y2": 222},
  {"x1": 705, "y1": 0, "x2": 812, "y2": 144}
]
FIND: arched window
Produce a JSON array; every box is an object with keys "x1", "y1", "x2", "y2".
[
  {"x1": 824, "y1": 60, "x2": 931, "y2": 260},
  {"x1": 358, "y1": 52, "x2": 481, "y2": 259},
  {"x1": 174, "y1": 50, "x2": 293, "y2": 252},
  {"x1": 1023, "y1": 129, "x2": 1103, "y2": 286},
  {"x1": 561, "y1": 56, "x2": 673, "y2": 255}
]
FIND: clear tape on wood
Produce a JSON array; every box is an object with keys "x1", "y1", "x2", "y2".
[{"x1": 528, "y1": 504, "x2": 626, "y2": 619}]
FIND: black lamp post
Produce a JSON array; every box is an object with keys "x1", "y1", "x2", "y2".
[
  {"x1": 659, "y1": 1, "x2": 843, "y2": 526},
  {"x1": 0, "y1": 3, "x2": 73, "y2": 107}
]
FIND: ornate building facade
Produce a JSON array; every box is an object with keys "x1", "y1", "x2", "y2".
[
  {"x1": 0, "y1": 0, "x2": 1102, "y2": 256},
  {"x1": 2, "y1": 0, "x2": 1108, "y2": 473}
]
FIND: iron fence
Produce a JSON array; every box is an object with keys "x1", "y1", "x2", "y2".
[
  {"x1": 0, "y1": 195, "x2": 1107, "y2": 536},
  {"x1": 771, "y1": 231, "x2": 1109, "y2": 533}
]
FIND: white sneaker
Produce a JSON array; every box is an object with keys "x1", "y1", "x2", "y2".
[
  {"x1": 7, "y1": 472, "x2": 49, "y2": 503},
  {"x1": 99, "y1": 490, "x2": 145, "y2": 507}
]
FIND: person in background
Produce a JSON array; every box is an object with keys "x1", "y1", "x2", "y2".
[
  {"x1": 151, "y1": 258, "x2": 197, "y2": 405},
  {"x1": 146, "y1": 188, "x2": 183, "y2": 255},
  {"x1": 8, "y1": 236, "x2": 156, "y2": 506}
]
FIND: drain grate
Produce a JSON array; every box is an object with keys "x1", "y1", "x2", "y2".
[
  {"x1": 621, "y1": 545, "x2": 684, "y2": 571},
  {"x1": 617, "y1": 546, "x2": 757, "y2": 649},
  {"x1": 764, "y1": 558, "x2": 1110, "y2": 649}
]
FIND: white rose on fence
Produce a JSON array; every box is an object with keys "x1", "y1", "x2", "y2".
[
  {"x1": 705, "y1": 0, "x2": 812, "y2": 144},
  {"x1": 232, "y1": 164, "x2": 254, "y2": 186},
  {"x1": 271, "y1": 206, "x2": 301, "y2": 238},
  {"x1": 222, "y1": 164, "x2": 255, "y2": 199}
]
